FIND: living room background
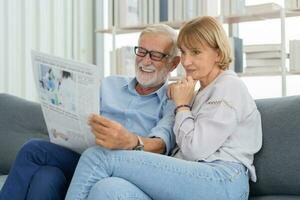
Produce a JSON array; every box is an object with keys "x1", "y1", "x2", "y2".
[{"x1": 0, "y1": 0, "x2": 299, "y2": 101}]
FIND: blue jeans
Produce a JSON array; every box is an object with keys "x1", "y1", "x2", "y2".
[
  {"x1": 66, "y1": 146, "x2": 249, "y2": 200},
  {"x1": 0, "y1": 139, "x2": 80, "y2": 200}
]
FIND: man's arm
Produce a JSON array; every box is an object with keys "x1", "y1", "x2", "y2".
[
  {"x1": 146, "y1": 99, "x2": 176, "y2": 155},
  {"x1": 89, "y1": 114, "x2": 166, "y2": 154}
]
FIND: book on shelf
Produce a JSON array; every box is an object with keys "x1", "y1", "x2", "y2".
[
  {"x1": 244, "y1": 44, "x2": 281, "y2": 53},
  {"x1": 174, "y1": 0, "x2": 184, "y2": 21},
  {"x1": 159, "y1": 0, "x2": 168, "y2": 22},
  {"x1": 231, "y1": 0, "x2": 246, "y2": 16},
  {"x1": 246, "y1": 58, "x2": 281, "y2": 67},
  {"x1": 222, "y1": 0, "x2": 231, "y2": 16},
  {"x1": 113, "y1": 0, "x2": 141, "y2": 28},
  {"x1": 289, "y1": 40, "x2": 300, "y2": 71},
  {"x1": 246, "y1": 51, "x2": 282, "y2": 59},
  {"x1": 199, "y1": 0, "x2": 219, "y2": 16},
  {"x1": 245, "y1": 3, "x2": 281, "y2": 15},
  {"x1": 148, "y1": 0, "x2": 154, "y2": 24},
  {"x1": 169, "y1": 0, "x2": 209, "y2": 21},
  {"x1": 118, "y1": 0, "x2": 140, "y2": 27},
  {"x1": 107, "y1": 0, "x2": 221, "y2": 29},
  {"x1": 245, "y1": 66, "x2": 281, "y2": 73},
  {"x1": 154, "y1": 0, "x2": 160, "y2": 23},
  {"x1": 140, "y1": 0, "x2": 148, "y2": 25},
  {"x1": 222, "y1": 0, "x2": 245, "y2": 16},
  {"x1": 113, "y1": 0, "x2": 119, "y2": 27},
  {"x1": 168, "y1": 0, "x2": 174, "y2": 22},
  {"x1": 229, "y1": 37, "x2": 243, "y2": 73},
  {"x1": 183, "y1": 0, "x2": 197, "y2": 20},
  {"x1": 285, "y1": 0, "x2": 300, "y2": 10},
  {"x1": 108, "y1": 0, "x2": 114, "y2": 28}
]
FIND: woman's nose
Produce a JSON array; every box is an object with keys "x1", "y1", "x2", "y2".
[{"x1": 181, "y1": 55, "x2": 192, "y2": 67}]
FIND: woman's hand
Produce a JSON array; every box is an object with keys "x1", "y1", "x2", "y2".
[{"x1": 168, "y1": 76, "x2": 196, "y2": 106}]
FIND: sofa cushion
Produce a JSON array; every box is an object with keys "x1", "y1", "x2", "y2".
[
  {"x1": 250, "y1": 96, "x2": 300, "y2": 196},
  {"x1": 250, "y1": 196, "x2": 300, "y2": 200},
  {"x1": 0, "y1": 93, "x2": 49, "y2": 174}
]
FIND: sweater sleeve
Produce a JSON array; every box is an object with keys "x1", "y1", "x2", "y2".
[{"x1": 173, "y1": 98, "x2": 238, "y2": 161}]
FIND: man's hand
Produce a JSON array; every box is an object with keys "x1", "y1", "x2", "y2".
[{"x1": 88, "y1": 114, "x2": 138, "y2": 150}]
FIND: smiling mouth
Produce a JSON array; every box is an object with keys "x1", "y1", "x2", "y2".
[{"x1": 140, "y1": 66, "x2": 155, "y2": 73}]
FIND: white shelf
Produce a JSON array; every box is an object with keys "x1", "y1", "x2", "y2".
[
  {"x1": 238, "y1": 71, "x2": 282, "y2": 77},
  {"x1": 238, "y1": 70, "x2": 300, "y2": 77},
  {"x1": 224, "y1": 3, "x2": 300, "y2": 24}
]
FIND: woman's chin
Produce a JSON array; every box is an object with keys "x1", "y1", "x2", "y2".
[{"x1": 186, "y1": 73, "x2": 195, "y2": 79}]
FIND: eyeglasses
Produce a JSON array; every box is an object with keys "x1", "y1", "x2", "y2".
[{"x1": 134, "y1": 46, "x2": 170, "y2": 61}]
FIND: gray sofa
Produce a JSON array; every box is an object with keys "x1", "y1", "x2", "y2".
[{"x1": 0, "y1": 93, "x2": 300, "y2": 199}]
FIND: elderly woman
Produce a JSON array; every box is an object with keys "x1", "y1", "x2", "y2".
[{"x1": 66, "y1": 16, "x2": 262, "y2": 200}]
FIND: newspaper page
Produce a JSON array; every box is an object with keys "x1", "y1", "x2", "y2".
[{"x1": 31, "y1": 50, "x2": 100, "y2": 153}]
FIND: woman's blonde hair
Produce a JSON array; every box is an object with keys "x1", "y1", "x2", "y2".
[{"x1": 177, "y1": 16, "x2": 232, "y2": 70}]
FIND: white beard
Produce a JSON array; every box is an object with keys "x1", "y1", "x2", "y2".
[{"x1": 136, "y1": 64, "x2": 170, "y2": 88}]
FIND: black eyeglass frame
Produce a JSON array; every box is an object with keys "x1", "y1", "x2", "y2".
[{"x1": 134, "y1": 46, "x2": 170, "y2": 61}]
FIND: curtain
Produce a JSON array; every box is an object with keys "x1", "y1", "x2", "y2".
[{"x1": 0, "y1": 0, "x2": 94, "y2": 101}]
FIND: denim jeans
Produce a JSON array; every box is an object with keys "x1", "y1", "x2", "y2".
[
  {"x1": 66, "y1": 146, "x2": 249, "y2": 200},
  {"x1": 0, "y1": 139, "x2": 80, "y2": 200}
]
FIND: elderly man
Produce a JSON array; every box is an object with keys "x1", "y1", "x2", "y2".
[{"x1": 0, "y1": 24, "x2": 180, "y2": 200}]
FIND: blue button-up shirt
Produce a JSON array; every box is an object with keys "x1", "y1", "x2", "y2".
[{"x1": 100, "y1": 76, "x2": 176, "y2": 154}]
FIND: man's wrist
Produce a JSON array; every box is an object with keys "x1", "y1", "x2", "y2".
[
  {"x1": 132, "y1": 135, "x2": 144, "y2": 151},
  {"x1": 126, "y1": 132, "x2": 138, "y2": 150}
]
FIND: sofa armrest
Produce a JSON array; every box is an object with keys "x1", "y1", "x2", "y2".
[{"x1": 0, "y1": 93, "x2": 49, "y2": 174}]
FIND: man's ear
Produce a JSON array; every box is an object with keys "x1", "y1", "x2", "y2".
[{"x1": 169, "y1": 56, "x2": 181, "y2": 72}]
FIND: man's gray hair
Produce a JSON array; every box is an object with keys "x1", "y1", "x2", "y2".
[{"x1": 139, "y1": 24, "x2": 178, "y2": 57}]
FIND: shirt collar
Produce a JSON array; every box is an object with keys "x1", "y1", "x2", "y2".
[{"x1": 124, "y1": 77, "x2": 168, "y2": 101}]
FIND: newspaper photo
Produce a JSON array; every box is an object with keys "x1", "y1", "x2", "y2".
[{"x1": 31, "y1": 50, "x2": 101, "y2": 153}]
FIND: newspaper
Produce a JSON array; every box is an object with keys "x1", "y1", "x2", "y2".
[{"x1": 31, "y1": 51, "x2": 100, "y2": 153}]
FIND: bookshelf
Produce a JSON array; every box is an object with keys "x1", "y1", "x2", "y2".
[
  {"x1": 96, "y1": 1, "x2": 300, "y2": 96},
  {"x1": 96, "y1": 5, "x2": 300, "y2": 34}
]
